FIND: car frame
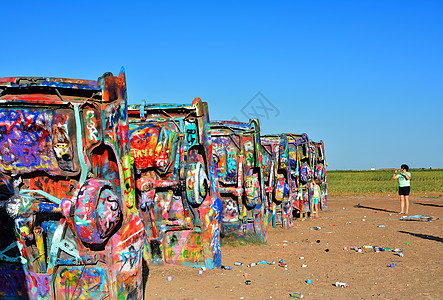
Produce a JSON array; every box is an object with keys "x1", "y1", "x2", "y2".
[
  {"x1": 286, "y1": 133, "x2": 313, "y2": 218},
  {"x1": 209, "y1": 119, "x2": 268, "y2": 242},
  {"x1": 128, "y1": 98, "x2": 222, "y2": 269},
  {"x1": 260, "y1": 134, "x2": 294, "y2": 228},
  {"x1": 0, "y1": 70, "x2": 145, "y2": 299},
  {"x1": 309, "y1": 139, "x2": 327, "y2": 210}
]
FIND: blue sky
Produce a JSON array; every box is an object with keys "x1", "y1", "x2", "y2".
[{"x1": 2, "y1": 1, "x2": 442, "y2": 170}]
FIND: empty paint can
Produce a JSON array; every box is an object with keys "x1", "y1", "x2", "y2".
[{"x1": 289, "y1": 292, "x2": 303, "y2": 298}]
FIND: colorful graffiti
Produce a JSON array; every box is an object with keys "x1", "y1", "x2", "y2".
[
  {"x1": 210, "y1": 119, "x2": 268, "y2": 242},
  {"x1": 128, "y1": 98, "x2": 222, "y2": 269},
  {"x1": 0, "y1": 69, "x2": 328, "y2": 297},
  {"x1": 286, "y1": 133, "x2": 313, "y2": 217},
  {"x1": 261, "y1": 134, "x2": 294, "y2": 228},
  {"x1": 310, "y1": 140, "x2": 328, "y2": 211},
  {"x1": 0, "y1": 70, "x2": 145, "y2": 299}
]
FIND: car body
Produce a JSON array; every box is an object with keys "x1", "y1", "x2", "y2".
[
  {"x1": 210, "y1": 120, "x2": 267, "y2": 242},
  {"x1": 260, "y1": 134, "x2": 294, "y2": 228},
  {"x1": 287, "y1": 133, "x2": 313, "y2": 217},
  {"x1": 128, "y1": 98, "x2": 221, "y2": 269},
  {"x1": 0, "y1": 70, "x2": 145, "y2": 299},
  {"x1": 309, "y1": 140, "x2": 327, "y2": 210}
]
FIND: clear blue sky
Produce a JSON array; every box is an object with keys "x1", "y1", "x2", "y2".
[{"x1": 2, "y1": 1, "x2": 442, "y2": 170}]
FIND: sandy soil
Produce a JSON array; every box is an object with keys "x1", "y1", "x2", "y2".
[{"x1": 144, "y1": 196, "x2": 443, "y2": 299}]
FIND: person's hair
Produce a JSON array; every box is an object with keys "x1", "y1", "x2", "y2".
[
  {"x1": 314, "y1": 179, "x2": 320, "y2": 185},
  {"x1": 401, "y1": 164, "x2": 409, "y2": 171}
]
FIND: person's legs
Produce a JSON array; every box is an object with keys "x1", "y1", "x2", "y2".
[
  {"x1": 400, "y1": 195, "x2": 405, "y2": 214},
  {"x1": 405, "y1": 195, "x2": 409, "y2": 214},
  {"x1": 314, "y1": 203, "x2": 319, "y2": 218}
]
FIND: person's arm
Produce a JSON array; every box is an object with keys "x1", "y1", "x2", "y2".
[
  {"x1": 392, "y1": 170, "x2": 398, "y2": 179},
  {"x1": 404, "y1": 172, "x2": 411, "y2": 180}
]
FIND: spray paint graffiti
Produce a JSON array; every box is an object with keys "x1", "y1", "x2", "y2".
[
  {"x1": 261, "y1": 134, "x2": 294, "y2": 228},
  {"x1": 0, "y1": 70, "x2": 145, "y2": 299},
  {"x1": 128, "y1": 98, "x2": 222, "y2": 269},
  {"x1": 286, "y1": 133, "x2": 313, "y2": 217},
  {"x1": 310, "y1": 140, "x2": 328, "y2": 211},
  {"x1": 210, "y1": 119, "x2": 268, "y2": 242}
]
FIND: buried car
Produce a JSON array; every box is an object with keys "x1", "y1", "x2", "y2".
[
  {"x1": 287, "y1": 133, "x2": 313, "y2": 218},
  {"x1": 128, "y1": 98, "x2": 221, "y2": 269},
  {"x1": 310, "y1": 139, "x2": 327, "y2": 210},
  {"x1": 260, "y1": 134, "x2": 294, "y2": 228},
  {"x1": 210, "y1": 120, "x2": 268, "y2": 242},
  {"x1": 0, "y1": 70, "x2": 145, "y2": 299}
]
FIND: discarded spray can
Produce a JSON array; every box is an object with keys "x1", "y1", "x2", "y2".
[
  {"x1": 289, "y1": 292, "x2": 303, "y2": 298},
  {"x1": 234, "y1": 261, "x2": 243, "y2": 266},
  {"x1": 245, "y1": 280, "x2": 251, "y2": 285},
  {"x1": 312, "y1": 226, "x2": 321, "y2": 230},
  {"x1": 278, "y1": 262, "x2": 287, "y2": 268},
  {"x1": 383, "y1": 247, "x2": 392, "y2": 251},
  {"x1": 279, "y1": 259, "x2": 284, "y2": 263},
  {"x1": 198, "y1": 270, "x2": 203, "y2": 275},
  {"x1": 247, "y1": 262, "x2": 256, "y2": 267},
  {"x1": 335, "y1": 282, "x2": 349, "y2": 288},
  {"x1": 306, "y1": 279, "x2": 312, "y2": 284},
  {"x1": 396, "y1": 252, "x2": 404, "y2": 257},
  {"x1": 268, "y1": 261, "x2": 275, "y2": 265},
  {"x1": 167, "y1": 276, "x2": 172, "y2": 281},
  {"x1": 378, "y1": 225, "x2": 385, "y2": 228},
  {"x1": 257, "y1": 260, "x2": 267, "y2": 265},
  {"x1": 389, "y1": 263, "x2": 396, "y2": 268},
  {"x1": 393, "y1": 248, "x2": 403, "y2": 252},
  {"x1": 222, "y1": 265, "x2": 232, "y2": 270}
]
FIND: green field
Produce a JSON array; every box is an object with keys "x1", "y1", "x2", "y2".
[{"x1": 327, "y1": 169, "x2": 443, "y2": 197}]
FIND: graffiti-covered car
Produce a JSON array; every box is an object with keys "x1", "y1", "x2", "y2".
[
  {"x1": 210, "y1": 120, "x2": 267, "y2": 242},
  {"x1": 287, "y1": 133, "x2": 313, "y2": 218},
  {"x1": 128, "y1": 98, "x2": 221, "y2": 269},
  {"x1": 310, "y1": 140, "x2": 327, "y2": 210},
  {"x1": 0, "y1": 70, "x2": 145, "y2": 299},
  {"x1": 260, "y1": 134, "x2": 294, "y2": 228}
]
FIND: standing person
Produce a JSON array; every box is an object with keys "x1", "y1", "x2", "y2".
[
  {"x1": 312, "y1": 179, "x2": 321, "y2": 219},
  {"x1": 392, "y1": 164, "x2": 411, "y2": 214}
]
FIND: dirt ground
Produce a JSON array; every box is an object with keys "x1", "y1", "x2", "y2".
[{"x1": 145, "y1": 196, "x2": 443, "y2": 299}]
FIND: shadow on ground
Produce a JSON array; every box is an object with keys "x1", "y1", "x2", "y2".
[
  {"x1": 398, "y1": 230, "x2": 443, "y2": 243},
  {"x1": 353, "y1": 205, "x2": 397, "y2": 213},
  {"x1": 414, "y1": 202, "x2": 443, "y2": 208}
]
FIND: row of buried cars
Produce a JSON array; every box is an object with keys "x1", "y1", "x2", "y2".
[{"x1": 0, "y1": 70, "x2": 327, "y2": 299}]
